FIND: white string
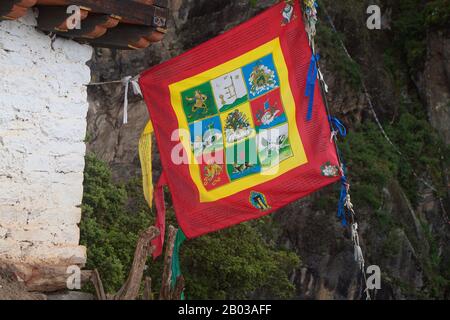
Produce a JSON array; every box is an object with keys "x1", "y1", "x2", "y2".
[{"x1": 86, "y1": 75, "x2": 143, "y2": 125}]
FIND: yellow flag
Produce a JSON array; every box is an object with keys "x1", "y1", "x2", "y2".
[{"x1": 139, "y1": 120, "x2": 154, "y2": 208}]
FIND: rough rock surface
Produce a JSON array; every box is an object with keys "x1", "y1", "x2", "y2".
[
  {"x1": 422, "y1": 30, "x2": 450, "y2": 144},
  {"x1": 86, "y1": 1, "x2": 449, "y2": 299}
]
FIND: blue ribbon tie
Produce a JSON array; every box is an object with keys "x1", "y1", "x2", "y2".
[
  {"x1": 328, "y1": 116, "x2": 347, "y2": 137},
  {"x1": 305, "y1": 54, "x2": 319, "y2": 121}
]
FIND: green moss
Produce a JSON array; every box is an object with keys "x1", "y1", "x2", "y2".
[
  {"x1": 373, "y1": 210, "x2": 397, "y2": 233},
  {"x1": 418, "y1": 220, "x2": 450, "y2": 299},
  {"x1": 338, "y1": 122, "x2": 399, "y2": 209},
  {"x1": 316, "y1": 23, "x2": 362, "y2": 90},
  {"x1": 390, "y1": 0, "x2": 428, "y2": 73},
  {"x1": 338, "y1": 109, "x2": 448, "y2": 209}
]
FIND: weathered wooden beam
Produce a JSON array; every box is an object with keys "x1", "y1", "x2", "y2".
[
  {"x1": 0, "y1": 0, "x2": 36, "y2": 20},
  {"x1": 36, "y1": 0, "x2": 169, "y2": 8},
  {"x1": 39, "y1": 9, "x2": 120, "y2": 39},
  {"x1": 143, "y1": 277, "x2": 154, "y2": 300},
  {"x1": 35, "y1": 0, "x2": 168, "y2": 27},
  {"x1": 120, "y1": 4, "x2": 167, "y2": 29},
  {"x1": 82, "y1": 24, "x2": 165, "y2": 50}
]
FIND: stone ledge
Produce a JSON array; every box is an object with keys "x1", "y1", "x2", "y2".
[
  {"x1": 0, "y1": 241, "x2": 86, "y2": 266},
  {"x1": 1, "y1": 261, "x2": 92, "y2": 293}
]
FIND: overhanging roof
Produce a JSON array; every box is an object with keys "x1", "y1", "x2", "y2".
[{"x1": 0, "y1": 0, "x2": 169, "y2": 49}]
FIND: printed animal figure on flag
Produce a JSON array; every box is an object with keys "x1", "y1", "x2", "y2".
[
  {"x1": 251, "y1": 90, "x2": 287, "y2": 131},
  {"x1": 226, "y1": 138, "x2": 261, "y2": 180},
  {"x1": 249, "y1": 64, "x2": 276, "y2": 96},
  {"x1": 232, "y1": 162, "x2": 254, "y2": 174},
  {"x1": 261, "y1": 134, "x2": 289, "y2": 158},
  {"x1": 257, "y1": 100, "x2": 280, "y2": 126},
  {"x1": 202, "y1": 125, "x2": 222, "y2": 150},
  {"x1": 182, "y1": 82, "x2": 218, "y2": 122},
  {"x1": 203, "y1": 163, "x2": 223, "y2": 186},
  {"x1": 257, "y1": 124, "x2": 293, "y2": 170}
]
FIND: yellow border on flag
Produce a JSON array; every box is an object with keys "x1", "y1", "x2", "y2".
[{"x1": 169, "y1": 38, "x2": 308, "y2": 202}]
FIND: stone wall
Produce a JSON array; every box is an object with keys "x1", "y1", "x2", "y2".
[
  {"x1": 0, "y1": 11, "x2": 92, "y2": 277},
  {"x1": 86, "y1": 0, "x2": 450, "y2": 299}
]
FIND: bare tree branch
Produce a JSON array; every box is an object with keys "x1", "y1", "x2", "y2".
[
  {"x1": 113, "y1": 226, "x2": 159, "y2": 300},
  {"x1": 159, "y1": 226, "x2": 177, "y2": 300},
  {"x1": 91, "y1": 269, "x2": 106, "y2": 300}
]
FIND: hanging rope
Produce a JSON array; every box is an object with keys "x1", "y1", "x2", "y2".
[{"x1": 302, "y1": 0, "x2": 372, "y2": 300}]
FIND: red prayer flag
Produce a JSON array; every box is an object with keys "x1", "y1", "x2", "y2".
[{"x1": 139, "y1": 2, "x2": 340, "y2": 248}]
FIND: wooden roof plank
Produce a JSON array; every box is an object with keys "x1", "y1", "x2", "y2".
[
  {"x1": 48, "y1": 13, "x2": 120, "y2": 39},
  {"x1": 83, "y1": 24, "x2": 164, "y2": 50},
  {"x1": 0, "y1": 0, "x2": 36, "y2": 20},
  {"x1": 1, "y1": 0, "x2": 169, "y2": 49},
  {"x1": 35, "y1": 0, "x2": 168, "y2": 27},
  {"x1": 36, "y1": 5, "x2": 89, "y2": 31}
]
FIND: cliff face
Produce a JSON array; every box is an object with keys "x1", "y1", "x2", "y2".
[{"x1": 86, "y1": 0, "x2": 449, "y2": 299}]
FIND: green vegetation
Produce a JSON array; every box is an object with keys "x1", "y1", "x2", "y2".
[
  {"x1": 390, "y1": 0, "x2": 449, "y2": 73},
  {"x1": 181, "y1": 223, "x2": 299, "y2": 299},
  {"x1": 339, "y1": 111, "x2": 448, "y2": 209},
  {"x1": 390, "y1": 0, "x2": 427, "y2": 73},
  {"x1": 419, "y1": 219, "x2": 449, "y2": 298},
  {"x1": 80, "y1": 154, "x2": 300, "y2": 299},
  {"x1": 80, "y1": 154, "x2": 152, "y2": 293},
  {"x1": 338, "y1": 111, "x2": 449, "y2": 299}
]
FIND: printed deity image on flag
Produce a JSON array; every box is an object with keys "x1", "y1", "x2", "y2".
[{"x1": 139, "y1": 1, "x2": 340, "y2": 239}]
